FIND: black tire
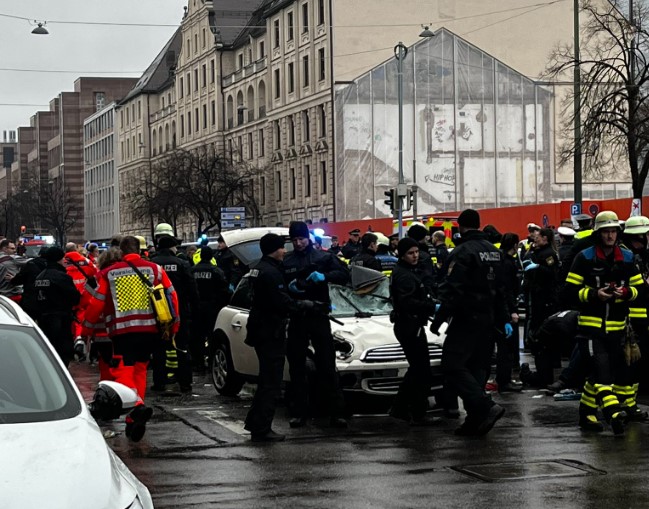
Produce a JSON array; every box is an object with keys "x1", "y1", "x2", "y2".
[{"x1": 209, "y1": 336, "x2": 244, "y2": 396}]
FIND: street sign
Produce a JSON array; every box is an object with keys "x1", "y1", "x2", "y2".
[
  {"x1": 570, "y1": 203, "x2": 582, "y2": 216},
  {"x1": 588, "y1": 204, "x2": 599, "y2": 216},
  {"x1": 221, "y1": 212, "x2": 245, "y2": 221},
  {"x1": 221, "y1": 220, "x2": 246, "y2": 229},
  {"x1": 221, "y1": 206, "x2": 246, "y2": 213}
]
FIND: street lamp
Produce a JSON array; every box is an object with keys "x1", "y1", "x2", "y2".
[
  {"x1": 573, "y1": 0, "x2": 582, "y2": 210},
  {"x1": 31, "y1": 21, "x2": 49, "y2": 35}
]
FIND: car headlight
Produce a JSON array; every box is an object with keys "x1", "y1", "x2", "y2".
[{"x1": 332, "y1": 331, "x2": 354, "y2": 360}]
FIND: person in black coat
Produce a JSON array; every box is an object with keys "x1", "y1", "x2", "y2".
[
  {"x1": 389, "y1": 237, "x2": 439, "y2": 425},
  {"x1": 341, "y1": 229, "x2": 362, "y2": 259},
  {"x1": 13, "y1": 246, "x2": 49, "y2": 320},
  {"x1": 350, "y1": 233, "x2": 382, "y2": 271},
  {"x1": 191, "y1": 247, "x2": 230, "y2": 371},
  {"x1": 215, "y1": 236, "x2": 245, "y2": 291},
  {"x1": 34, "y1": 247, "x2": 80, "y2": 366},
  {"x1": 150, "y1": 235, "x2": 199, "y2": 392},
  {"x1": 283, "y1": 221, "x2": 350, "y2": 428}
]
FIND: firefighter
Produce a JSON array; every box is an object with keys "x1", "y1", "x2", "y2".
[
  {"x1": 375, "y1": 233, "x2": 398, "y2": 275},
  {"x1": 389, "y1": 237, "x2": 440, "y2": 425},
  {"x1": 34, "y1": 247, "x2": 81, "y2": 367},
  {"x1": 283, "y1": 221, "x2": 349, "y2": 428},
  {"x1": 83, "y1": 236, "x2": 180, "y2": 442},
  {"x1": 431, "y1": 209, "x2": 510, "y2": 436},
  {"x1": 350, "y1": 232, "x2": 382, "y2": 271},
  {"x1": 563, "y1": 211, "x2": 645, "y2": 434},
  {"x1": 151, "y1": 235, "x2": 198, "y2": 393},
  {"x1": 191, "y1": 246, "x2": 230, "y2": 371}
]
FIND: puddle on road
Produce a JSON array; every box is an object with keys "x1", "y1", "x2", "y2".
[{"x1": 453, "y1": 459, "x2": 606, "y2": 482}]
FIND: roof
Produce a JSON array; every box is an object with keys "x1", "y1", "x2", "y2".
[
  {"x1": 120, "y1": 28, "x2": 182, "y2": 104},
  {"x1": 210, "y1": 0, "x2": 261, "y2": 47}
]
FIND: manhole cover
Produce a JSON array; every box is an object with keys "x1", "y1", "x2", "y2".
[{"x1": 453, "y1": 459, "x2": 606, "y2": 482}]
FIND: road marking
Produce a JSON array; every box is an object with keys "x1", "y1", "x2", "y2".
[{"x1": 197, "y1": 409, "x2": 249, "y2": 436}]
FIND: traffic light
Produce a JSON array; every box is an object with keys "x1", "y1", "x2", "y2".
[
  {"x1": 384, "y1": 188, "x2": 397, "y2": 213},
  {"x1": 404, "y1": 188, "x2": 413, "y2": 212}
]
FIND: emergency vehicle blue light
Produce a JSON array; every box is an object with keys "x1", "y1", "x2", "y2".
[{"x1": 313, "y1": 228, "x2": 325, "y2": 237}]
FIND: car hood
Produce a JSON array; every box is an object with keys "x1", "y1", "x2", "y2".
[{"x1": 0, "y1": 415, "x2": 143, "y2": 509}]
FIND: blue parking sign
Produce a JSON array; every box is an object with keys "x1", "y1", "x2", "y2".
[{"x1": 570, "y1": 203, "x2": 582, "y2": 216}]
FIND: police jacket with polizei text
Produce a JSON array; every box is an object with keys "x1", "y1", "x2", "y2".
[
  {"x1": 191, "y1": 261, "x2": 230, "y2": 307},
  {"x1": 350, "y1": 249, "x2": 382, "y2": 272},
  {"x1": 34, "y1": 262, "x2": 80, "y2": 315},
  {"x1": 247, "y1": 256, "x2": 300, "y2": 342},
  {"x1": 153, "y1": 249, "x2": 199, "y2": 317},
  {"x1": 283, "y1": 243, "x2": 350, "y2": 303},
  {"x1": 82, "y1": 253, "x2": 180, "y2": 337},
  {"x1": 390, "y1": 259, "x2": 436, "y2": 326},
  {"x1": 564, "y1": 245, "x2": 645, "y2": 334},
  {"x1": 436, "y1": 229, "x2": 508, "y2": 325}
]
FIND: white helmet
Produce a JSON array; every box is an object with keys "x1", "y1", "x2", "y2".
[{"x1": 154, "y1": 222, "x2": 174, "y2": 237}]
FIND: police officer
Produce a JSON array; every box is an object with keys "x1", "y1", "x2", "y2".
[
  {"x1": 34, "y1": 247, "x2": 81, "y2": 366},
  {"x1": 389, "y1": 237, "x2": 440, "y2": 425},
  {"x1": 13, "y1": 246, "x2": 49, "y2": 320},
  {"x1": 431, "y1": 209, "x2": 510, "y2": 436},
  {"x1": 341, "y1": 229, "x2": 362, "y2": 259},
  {"x1": 215, "y1": 236, "x2": 243, "y2": 290},
  {"x1": 350, "y1": 233, "x2": 382, "y2": 271},
  {"x1": 191, "y1": 246, "x2": 230, "y2": 371},
  {"x1": 284, "y1": 221, "x2": 350, "y2": 428},
  {"x1": 375, "y1": 233, "x2": 398, "y2": 274},
  {"x1": 151, "y1": 235, "x2": 198, "y2": 393},
  {"x1": 407, "y1": 224, "x2": 435, "y2": 284}
]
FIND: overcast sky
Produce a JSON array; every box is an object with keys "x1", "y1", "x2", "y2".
[{"x1": 0, "y1": 0, "x2": 187, "y2": 136}]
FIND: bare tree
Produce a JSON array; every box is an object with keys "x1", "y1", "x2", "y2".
[
  {"x1": 38, "y1": 178, "x2": 80, "y2": 245},
  {"x1": 546, "y1": 0, "x2": 649, "y2": 202}
]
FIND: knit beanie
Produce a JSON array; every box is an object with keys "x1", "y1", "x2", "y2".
[
  {"x1": 288, "y1": 221, "x2": 310, "y2": 239},
  {"x1": 260, "y1": 233, "x2": 285, "y2": 256},
  {"x1": 397, "y1": 237, "x2": 419, "y2": 258},
  {"x1": 458, "y1": 208, "x2": 480, "y2": 229}
]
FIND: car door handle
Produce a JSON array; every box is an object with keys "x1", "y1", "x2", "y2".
[{"x1": 231, "y1": 321, "x2": 242, "y2": 330}]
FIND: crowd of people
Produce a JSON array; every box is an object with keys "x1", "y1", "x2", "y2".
[{"x1": 3, "y1": 206, "x2": 647, "y2": 443}]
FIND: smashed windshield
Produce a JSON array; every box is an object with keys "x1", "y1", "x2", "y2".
[{"x1": 329, "y1": 278, "x2": 392, "y2": 318}]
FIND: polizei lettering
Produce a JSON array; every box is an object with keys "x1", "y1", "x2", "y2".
[{"x1": 479, "y1": 252, "x2": 501, "y2": 262}]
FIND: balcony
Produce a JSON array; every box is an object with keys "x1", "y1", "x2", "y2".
[
  {"x1": 149, "y1": 104, "x2": 177, "y2": 123},
  {"x1": 222, "y1": 57, "x2": 267, "y2": 87}
]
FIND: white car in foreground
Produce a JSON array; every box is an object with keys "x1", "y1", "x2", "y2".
[
  {"x1": 208, "y1": 227, "x2": 445, "y2": 398},
  {"x1": 0, "y1": 297, "x2": 153, "y2": 509}
]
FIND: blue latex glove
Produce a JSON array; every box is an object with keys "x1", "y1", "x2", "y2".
[
  {"x1": 289, "y1": 279, "x2": 305, "y2": 293},
  {"x1": 524, "y1": 262, "x2": 539, "y2": 271},
  {"x1": 306, "y1": 271, "x2": 325, "y2": 283},
  {"x1": 435, "y1": 303, "x2": 441, "y2": 313},
  {"x1": 522, "y1": 259, "x2": 533, "y2": 268},
  {"x1": 504, "y1": 323, "x2": 513, "y2": 338},
  {"x1": 228, "y1": 283, "x2": 235, "y2": 293}
]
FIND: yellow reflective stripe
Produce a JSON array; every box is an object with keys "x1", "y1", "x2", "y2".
[
  {"x1": 612, "y1": 385, "x2": 635, "y2": 395},
  {"x1": 578, "y1": 316, "x2": 603, "y2": 327},
  {"x1": 629, "y1": 286, "x2": 639, "y2": 301},
  {"x1": 602, "y1": 398, "x2": 620, "y2": 408},
  {"x1": 566, "y1": 272, "x2": 584, "y2": 285},
  {"x1": 606, "y1": 320, "x2": 626, "y2": 332},
  {"x1": 584, "y1": 381, "x2": 597, "y2": 394},
  {"x1": 629, "y1": 308, "x2": 647, "y2": 318},
  {"x1": 580, "y1": 395, "x2": 598, "y2": 408},
  {"x1": 593, "y1": 384, "x2": 613, "y2": 392},
  {"x1": 578, "y1": 288, "x2": 590, "y2": 302},
  {"x1": 629, "y1": 274, "x2": 644, "y2": 285}
]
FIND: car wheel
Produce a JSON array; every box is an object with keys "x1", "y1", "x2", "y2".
[{"x1": 209, "y1": 337, "x2": 244, "y2": 396}]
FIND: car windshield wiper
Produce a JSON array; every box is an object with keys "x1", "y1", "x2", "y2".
[{"x1": 337, "y1": 291, "x2": 372, "y2": 318}]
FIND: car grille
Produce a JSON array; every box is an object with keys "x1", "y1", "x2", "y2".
[{"x1": 361, "y1": 344, "x2": 443, "y2": 363}]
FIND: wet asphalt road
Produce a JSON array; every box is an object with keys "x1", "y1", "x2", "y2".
[{"x1": 70, "y1": 362, "x2": 649, "y2": 509}]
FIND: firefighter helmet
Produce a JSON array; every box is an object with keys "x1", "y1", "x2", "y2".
[
  {"x1": 624, "y1": 215, "x2": 649, "y2": 235},
  {"x1": 375, "y1": 232, "x2": 390, "y2": 247},
  {"x1": 134, "y1": 236, "x2": 147, "y2": 250},
  {"x1": 154, "y1": 222, "x2": 174, "y2": 237},
  {"x1": 593, "y1": 211, "x2": 621, "y2": 231}
]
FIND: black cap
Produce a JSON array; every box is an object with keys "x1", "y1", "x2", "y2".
[
  {"x1": 158, "y1": 236, "x2": 178, "y2": 249},
  {"x1": 288, "y1": 221, "x2": 310, "y2": 239},
  {"x1": 260, "y1": 233, "x2": 285, "y2": 256},
  {"x1": 407, "y1": 224, "x2": 428, "y2": 242},
  {"x1": 44, "y1": 246, "x2": 65, "y2": 262},
  {"x1": 458, "y1": 208, "x2": 480, "y2": 229},
  {"x1": 349, "y1": 228, "x2": 361, "y2": 235},
  {"x1": 200, "y1": 246, "x2": 214, "y2": 261},
  {"x1": 397, "y1": 237, "x2": 419, "y2": 257}
]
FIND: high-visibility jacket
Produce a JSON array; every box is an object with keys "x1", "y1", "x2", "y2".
[
  {"x1": 564, "y1": 245, "x2": 645, "y2": 334},
  {"x1": 192, "y1": 248, "x2": 217, "y2": 266},
  {"x1": 64, "y1": 251, "x2": 97, "y2": 295},
  {"x1": 83, "y1": 253, "x2": 180, "y2": 337}
]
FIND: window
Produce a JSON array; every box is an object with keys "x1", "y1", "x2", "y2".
[
  {"x1": 290, "y1": 168, "x2": 296, "y2": 199},
  {"x1": 305, "y1": 164, "x2": 311, "y2": 196},
  {"x1": 318, "y1": 0, "x2": 325, "y2": 25},
  {"x1": 210, "y1": 60, "x2": 215, "y2": 83},
  {"x1": 120, "y1": 110, "x2": 124, "y2": 126},
  {"x1": 274, "y1": 120, "x2": 281, "y2": 149},
  {"x1": 303, "y1": 55, "x2": 309, "y2": 87},
  {"x1": 126, "y1": 108, "x2": 129, "y2": 125},
  {"x1": 320, "y1": 161, "x2": 327, "y2": 194},
  {"x1": 202, "y1": 28, "x2": 206, "y2": 47},
  {"x1": 202, "y1": 64, "x2": 207, "y2": 87},
  {"x1": 259, "y1": 41, "x2": 265, "y2": 58},
  {"x1": 228, "y1": 139, "x2": 233, "y2": 162},
  {"x1": 195, "y1": 107, "x2": 199, "y2": 132},
  {"x1": 238, "y1": 53, "x2": 244, "y2": 69},
  {"x1": 194, "y1": 69, "x2": 198, "y2": 91},
  {"x1": 211, "y1": 100, "x2": 216, "y2": 126},
  {"x1": 186, "y1": 39, "x2": 190, "y2": 57},
  {"x1": 273, "y1": 20, "x2": 280, "y2": 48},
  {"x1": 194, "y1": 34, "x2": 198, "y2": 53},
  {"x1": 95, "y1": 92, "x2": 106, "y2": 112},
  {"x1": 303, "y1": 110, "x2": 310, "y2": 141},
  {"x1": 203, "y1": 104, "x2": 207, "y2": 129},
  {"x1": 287, "y1": 12, "x2": 294, "y2": 41},
  {"x1": 186, "y1": 73, "x2": 191, "y2": 95},
  {"x1": 318, "y1": 104, "x2": 326, "y2": 138},
  {"x1": 260, "y1": 176, "x2": 266, "y2": 205},
  {"x1": 138, "y1": 101, "x2": 141, "y2": 119},
  {"x1": 180, "y1": 116, "x2": 185, "y2": 137},
  {"x1": 288, "y1": 116, "x2": 295, "y2": 146},
  {"x1": 259, "y1": 128, "x2": 265, "y2": 156},
  {"x1": 187, "y1": 112, "x2": 192, "y2": 135},
  {"x1": 288, "y1": 62, "x2": 295, "y2": 93},
  {"x1": 127, "y1": 138, "x2": 130, "y2": 158},
  {"x1": 179, "y1": 77, "x2": 184, "y2": 98},
  {"x1": 319, "y1": 48, "x2": 326, "y2": 81},
  {"x1": 274, "y1": 69, "x2": 281, "y2": 99},
  {"x1": 248, "y1": 133, "x2": 253, "y2": 159},
  {"x1": 302, "y1": 3, "x2": 309, "y2": 33},
  {"x1": 276, "y1": 171, "x2": 282, "y2": 201}
]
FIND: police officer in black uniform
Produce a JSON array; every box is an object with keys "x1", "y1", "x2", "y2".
[
  {"x1": 431, "y1": 209, "x2": 510, "y2": 436},
  {"x1": 284, "y1": 221, "x2": 350, "y2": 428},
  {"x1": 34, "y1": 247, "x2": 80, "y2": 366},
  {"x1": 215, "y1": 236, "x2": 244, "y2": 291},
  {"x1": 350, "y1": 233, "x2": 382, "y2": 271},
  {"x1": 341, "y1": 229, "x2": 362, "y2": 259},
  {"x1": 407, "y1": 224, "x2": 435, "y2": 285},
  {"x1": 390, "y1": 237, "x2": 440, "y2": 425},
  {"x1": 191, "y1": 246, "x2": 230, "y2": 371},
  {"x1": 151, "y1": 235, "x2": 199, "y2": 392},
  {"x1": 13, "y1": 246, "x2": 49, "y2": 320}
]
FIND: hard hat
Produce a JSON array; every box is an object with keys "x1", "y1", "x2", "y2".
[
  {"x1": 134, "y1": 236, "x2": 147, "y2": 250},
  {"x1": 624, "y1": 215, "x2": 649, "y2": 235},
  {"x1": 154, "y1": 222, "x2": 174, "y2": 237},
  {"x1": 593, "y1": 211, "x2": 621, "y2": 231},
  {"x1": 375, "y1": 232, "x2": 390, "y2": 247},
  {"x1": 557, "y1": 226, "x2": 576, "y2": 237},
  {"x1": 527, "y1": 223, "x2": 541, "y2": 231}
]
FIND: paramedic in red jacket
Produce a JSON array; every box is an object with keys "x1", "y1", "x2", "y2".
[{"x1": 83, "y1": 236, "x2": 179, "y2": 442}]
